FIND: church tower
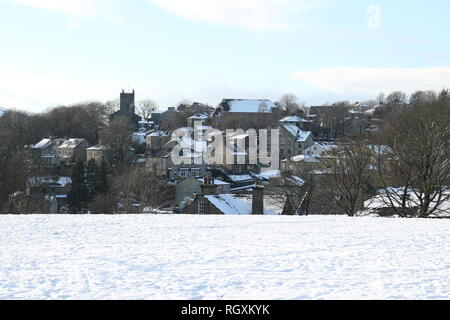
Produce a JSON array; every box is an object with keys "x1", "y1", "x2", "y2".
[
  {"x1": 109, "y1": 89, "x2": 142, "y2": 129},
  {"x1": 120, "y1": 90, "x2": 135, "y2": 113}
]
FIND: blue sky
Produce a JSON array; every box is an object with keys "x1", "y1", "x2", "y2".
[{"x1": 1, "y1": 0, "x2": 449, "y2": 112}]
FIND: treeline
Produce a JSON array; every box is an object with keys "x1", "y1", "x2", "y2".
[
  {"x1": 66, "y1": 160, "x2": 173, "y2": 214},
  {"x1": 277, "y1": 89, "x2": 450, "y2": 218},
  {"x1": 0, "y1": 101, "x2": 115, "y2": 151}
]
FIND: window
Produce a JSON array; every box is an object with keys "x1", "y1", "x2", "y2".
[
  {"x1": 179, "y1": 168, "x2": 190, "y2": 178},
  {"x1": 191, "y1": 168, "x2": 201, "y2": 177},
  {"x1": 198, "y1": 202, "x2": 207, "y2": 215}
]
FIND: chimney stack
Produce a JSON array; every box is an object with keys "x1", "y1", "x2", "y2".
[
  {"x1": 201, "y1": 176, "x2": 218, "y2": 196},
  {"x1": 252, "y1": 185, "x2": 265, "y2": 215}
]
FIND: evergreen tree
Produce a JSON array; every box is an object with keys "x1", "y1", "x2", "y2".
[
  {"x1": 86, "y1": 159, "x2": 100, "y2": 200},
  {"x1": 67, "y1": 159, "x2": 89, "y2": 213},
  {"x1": 98, "y1": 160, "x2": 110, "y2": 194}
]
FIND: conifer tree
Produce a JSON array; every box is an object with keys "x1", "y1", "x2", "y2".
[{"x1": 67, "y1": 159, "x2": 89, "y2": 213}]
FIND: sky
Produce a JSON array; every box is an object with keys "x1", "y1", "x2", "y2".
[{"x1": 0, "y1": 0, "x2": 450, "y2": 112}]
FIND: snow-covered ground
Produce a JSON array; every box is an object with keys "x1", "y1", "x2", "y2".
[{"x1": 0, "y1": 215, "x2": 449, "y2": 300}]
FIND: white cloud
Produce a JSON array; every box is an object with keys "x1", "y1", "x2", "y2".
[
  {"x1": 147, "y1": 0, "x2": 325, "y2": 30},
  {"x1": 292, "y1": 66, "x2": 450, "y2": 96},
  {"x1": 7, "y1": 0, "x2": 122, "y2": 27}
]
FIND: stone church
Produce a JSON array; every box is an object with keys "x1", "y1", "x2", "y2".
[{"x1": 109, "y1": 90, "x2": 142, "y2": 129}]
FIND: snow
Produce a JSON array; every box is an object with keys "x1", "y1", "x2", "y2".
[
  {"x1": 280, "y1": 116, "x2": 310, "y2": 123},
  {"x1": 58, "y1": 139, "x2": 84, "y2": 149},
  {"x1": 28, "y1": 177, "x2": 72, "y2": 188},
  {"x1": 228, "y1": 175, "x2": 254, "y2": 182},
  {"x1": 362, "y1": 189, "x2": 450, "y2": 217},
  {"x1": 150, "y1": 131, "x2": 170, "y2": 137},
  {"x1": 87, "y1": 145, "x2": 110, "y2": 151},
  {"x1": 196, "y1": 178, "x2": 230, "y2": 186},
  {"x1": 290, "y1": 155, "x2": 320, "y2": 163},
  {"x1": 32, "y1": 139, "x2": 53, "y2": 149},
  {"x1": 253, "y1": 169, "x2": 281, "y2": 180},
  {"x1": 189, "y1": 113, "x2": 209, "y2": 120},
  {"x1": 0, "y1": 107, "x2": 5, "y2": 117},
  {"x1": 0, "y1": 215, "x2": 448, "y2": 300},
  {"x1": 282, "y1": 124, "x2": 312, "y2": 142},
  {"x1": 205, "y1": 194, "x2": 279, "y2": 215}
]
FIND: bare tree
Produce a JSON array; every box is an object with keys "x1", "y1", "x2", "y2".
[
  {"x1": 377, "y1": 99, "x2": 450, "y2": 218},
  {"x1": 409, "y1": 90, "x2": 437, "y2": 106},
  {"x1": 138, "y1": 99, "x2": 159, "y2": 121},
  {"x1": 319, "y1": 103, "x2": 351, "y2": 138},
  {"x1": 321, "y1": 141, "x2": 376, "y2": 217},
  {"x1": 277, "y1": 94, "x2": 300, "y2": 114},
  {"x1": 386, "y1": 91, "x2": 407, "y2": 105},
  {"x1": 376, "y1": 92, "x2": 386, "y2": 105},
  {"x1": 100, "y1": 118, "x2": 134, "y2": 167},
  {"x1": 160, "y1": 112, "x2": 188, "y2": 132},
  {"x1": 111, "y1": 166, "x2": 173, "y2": 214}
]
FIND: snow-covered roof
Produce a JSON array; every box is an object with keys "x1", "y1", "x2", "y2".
[
  {"x1": 253, "y1": 170, "x2": 281, "y2": 180},
  {"x1": 57, "y1": 139, "x2": 86, "y2": 149},
  {"x1": 290, "y1": 155, "x2": 320, "y2": 163},
  {"x1": 189, "y1": 113, "x2": 209, "y2": 120},
  {"x1": 28, "y1": 177, "x2": 72, "y2": 188},
  {"x1": 219, "y1": 99, "x2": 276, "y2": 113},
  {"x1": 280, "y1": 116, "x2": 310, "y2": 123},
  {"x1": 149, "y1": 131, "x2": 170, "y2": 137},
  {"x1": 282, "y1": 124, "x2": 313, "y2": 142},
  {"x1": 205, "y1": 194, "x2": 280, "y2": 215},
  {"x1": 32, "y1": 139, "x2": 53, "y2": 149},
  {"x1": 305, "y1": 143, "x2": 338, "y2": 152},
  {"x1": 228, "y1": 175, "x2": 254, "y2": 183},
  {"x1": 196, "y1": 179, "x2": 230, "y2": 186},
  {"x1": 87, "y1": 145, "x2": 110, "y2": 151},
  {"x1": 362, "y1": 188, "x2": 450, "y2": 217}
]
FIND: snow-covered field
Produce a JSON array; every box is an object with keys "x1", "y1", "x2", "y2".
[{"x1": 0, "y1": 215, "x2": 449, "y2": 300}]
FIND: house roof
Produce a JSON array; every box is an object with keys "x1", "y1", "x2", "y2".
[
  {"x1": 32, "y1": 139, "x2": 53, "y2": 149},
  {"x1": 189, "y1": 113, "x2": 209, "y2": 120},
  {"x1": 290, "y1": 155, "x2": 320, "y2": 163},
  {"x1": 87, "y1": 145, "x2": 110, "y2": 151},
  {"x1": 282, "y1": 124, "x2": 313, "y2": 142},
  {"x1": 150, "y1": 131, "x2": 170, "y2": 137},
  {"x1": 196, "y1": 178, "x2": 230, "y2": 186},
  {"x1": 280, "y1": 116, "x2": 310, "y2": 123},
  {"x1": 306, "y1": 143, "x2": 338, "y2": 151},
  {"x1": 27, "y1": 177, "x2": 72, "y2": 188},
  {"x1": 218, "y1": 99, "x2": 276, "y2": 113},
  {"x1": 204, "y1": 194, "x2": 280, "y2": 215},
  {"x1": 57, "y1": 139, "x2": 86, "y2": 149},
  {"x1": 228, "y1": 175, "x2": 254, "y2": 183}
]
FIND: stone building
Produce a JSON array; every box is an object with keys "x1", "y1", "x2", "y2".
[
  {"x1": 32, "y1": 138, "x2": 65, "y2": 167},
  {"x1": 56, "y1": 138, "x2": 90, "y2": 165},
  {"x1": 86, "y1": 145, "x2": 111, "y2": 164},
  {"x1": 182, "y1": 179, "x2": 281, "y2": 215},
  {"x1": 175, "y1": 177, "x2": 231, "y2": 207},
  {"x1": 279, "y1": 118, "x2": 314, "y2": 160},
  {"x1": 109, "y1": 90, "x2": 142, "y2": 129},
  {"x1": 146, "y1": 131, "x2": 171, "y2": 153}
]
